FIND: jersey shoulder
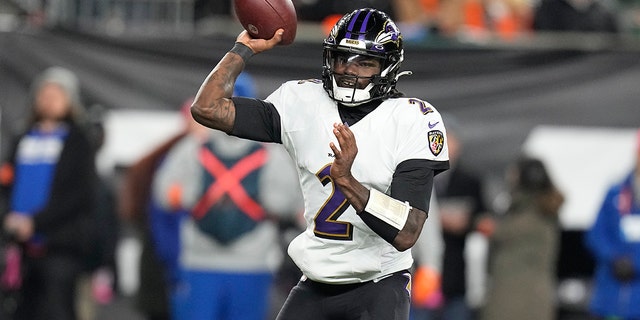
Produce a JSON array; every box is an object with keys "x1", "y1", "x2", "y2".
[
  {"x1": 380, "y1": 97, "x2": 447, "y2": 145},
  {"x1": 382, "y1": 97, "x2": 444, "y2": 125},
  {"x1": 266, "y1": 79, "x2": 335, "y2": 132},
  {"x1": 279, "y1": 79, "x2": 325, "y2": 93},
  {"x1": 382, "y1": 97, "x2": 448, "y2": 161},
  {"x1": 268, "y1": 79, "x2": 327, "y2": 105},
  {"x1": 268, "y1": 79, "x2": 333, "y2": 113}
]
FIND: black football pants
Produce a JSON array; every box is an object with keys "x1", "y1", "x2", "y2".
[{"x1": 275, "y1": 270, "x2": 411, "y2": 320}]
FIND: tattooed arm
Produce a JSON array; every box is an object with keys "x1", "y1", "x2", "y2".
[{"x1": 191, "y1": 29, "x2": 284, "y2": 133}]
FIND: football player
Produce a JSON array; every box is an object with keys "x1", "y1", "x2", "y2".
[{"x1": 191, "y1": 8, "x2": 449, "y2": 320}]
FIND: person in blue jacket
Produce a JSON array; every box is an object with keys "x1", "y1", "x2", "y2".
[
  {"x1": 1, "y1": 66, "x2": 97, "y2": 320},
  {"x1": 585, "y1": 129, "x2": 640, "y2": 320}
]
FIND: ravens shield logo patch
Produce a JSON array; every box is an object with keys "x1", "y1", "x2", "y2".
[{"x1": 428, "y1": 130, "x2": 444, "y2": 156}]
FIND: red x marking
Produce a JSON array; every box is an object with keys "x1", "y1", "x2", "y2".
[{"x1": 192, "y1": 147, "x2": 267, "y2": 221}]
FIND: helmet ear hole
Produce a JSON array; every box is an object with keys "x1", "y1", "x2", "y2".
[{"x1": 321, "y1": 8, "x2": 406, "y2": 106}]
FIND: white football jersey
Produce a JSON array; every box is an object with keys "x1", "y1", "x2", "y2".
[{"x1": 266, "y1": 80, "x2": 449, "y2": 284}]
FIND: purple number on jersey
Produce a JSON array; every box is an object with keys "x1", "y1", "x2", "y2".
[
  {"x1": 409, "y1": 98, "x2": 433, "y2": 115},
  {"x1": 313, "y1": 164, "x2": 354, "y2": 240}
]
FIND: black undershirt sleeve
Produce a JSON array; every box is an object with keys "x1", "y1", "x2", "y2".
[
  {"x1": 391, "y1": 158, "x2": 449, "y2": 213},
  {"x1": 357, "y1": 159, "x2": 449, "y2": 244},
  {"x1": 357, "y1": 211, "x2": 402, "y2": 244},
  {"x1": 230, "y1": 97, "x2": 282, "y2": 143}
]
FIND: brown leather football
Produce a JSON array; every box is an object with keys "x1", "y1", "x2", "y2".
[{"x1": 233, "y1": 0, "x2": 297, "y2": 45}]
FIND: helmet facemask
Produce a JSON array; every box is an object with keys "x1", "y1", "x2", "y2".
[{"x1": 324, "y1": 51, "x2": 387, "y2": 106}]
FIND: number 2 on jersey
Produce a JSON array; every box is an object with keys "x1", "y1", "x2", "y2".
[{"x1": 313, "y1": 164, "x2": 354, "y2": 241}]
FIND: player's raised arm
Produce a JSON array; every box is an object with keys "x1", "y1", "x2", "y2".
[{"x1": 191, "y1": 30, "x2": 284, "y2": 133}]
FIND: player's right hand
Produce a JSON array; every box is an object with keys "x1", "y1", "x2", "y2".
[
  {"x1": 330, "y1": 122, "x2": 357, "y2": 182},
  {"x1": 237, "y1": 29, "x2": 283, "y2": 55}
]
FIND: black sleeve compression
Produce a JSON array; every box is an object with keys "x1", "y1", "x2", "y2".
[
  {"x1": 230, "y1": 97, "x2": 282, "y2": 143},
  {"x1": 357, "y1": 211, "x2": 402, "y2": 244},
  {"x1": 357, "y1": 159, "x2": 449, "y2": 245},
  {"x1": 391, "y1": 159, "x2": 448, "y2": 213}
]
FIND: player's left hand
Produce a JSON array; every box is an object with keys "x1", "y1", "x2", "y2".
[{"x1": 330, "y1": 122, "x2": 357, "y2": 181}]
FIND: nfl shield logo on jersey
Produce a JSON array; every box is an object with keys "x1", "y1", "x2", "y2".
[{"x1": 428, "y1": 130, "x2": 444, "y2": 156}]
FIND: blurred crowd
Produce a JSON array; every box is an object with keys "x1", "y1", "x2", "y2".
[
  {"x1": 198, "y1": 0, "x2": 639, "y2": 40},
  {"x1": 3, "y1": 0, "x2": 640, "y2": 41},
  {"x1": 388, "y1": 0, "x2": 622, "y2": 41}
]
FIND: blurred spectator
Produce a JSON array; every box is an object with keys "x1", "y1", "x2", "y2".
[
  {"x1": 584, "y1": 129, "x2": 640, "y2": 320},
  {"x1": 77, "y1": 104, "x2": 120, "y2": 319},
  {"x1": 269, "y1": 213, "x2": 305, "y2": 319},
  {"x1": 294, "y1": 0, "x2": 393, "y2": 22},
  {"x1": 152, "y1": 97, "x2": 303, "y2": 319},
  {"x1": 438, "y1": 0, "x2": 486, "y2": 37},
  {"x1": 484, "y1": 0, "x2": 535, "y2": 39},
  {"x1": 533, "y1": 0, "x2": 619, "y2": 32},
  {"x1": 84, "y1": 105, "x2": 119, "y2": 280},
  {"x1": 392, "y1": 0, "x2": 438, "y2": 41},
  {"x1": 617, "y1": 0, "x2": 640, "y2": 36},
  {"x1": 423, "y1": 115, "x2": 489, "y2": 320},
  {"x1": 391, "y1": 0, "x2": 534, "y2": 41},
  {"x1": 410, "y1": 194, "x2": 445, "y2": 319},
  {"x1": 481, "y1": 156, "x2": 563, "y2": 320},
  {"x1": 118, "y1": 107, "x2": 189, "y2": 320},
  {"x1": 0, "y1": 66, "x2": 98, "y2": 320}
]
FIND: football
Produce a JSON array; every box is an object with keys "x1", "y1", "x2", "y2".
[{"x1": 233, "y1": 0, "x2": 297, "y2": 45}]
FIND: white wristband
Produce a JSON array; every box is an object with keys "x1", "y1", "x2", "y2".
[{"x1": 364, "y1": 188, "x2": 411, "y2": 230}]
